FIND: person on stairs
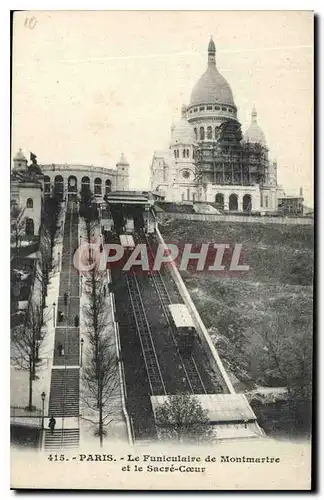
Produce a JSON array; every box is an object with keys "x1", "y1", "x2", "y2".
[{"x1": 48, "y1": 416, "x2": 56, "y2": 435}]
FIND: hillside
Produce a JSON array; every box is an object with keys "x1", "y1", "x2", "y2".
[{"x1": 160, "y1": 219, "x2": 314, "y2": 438}]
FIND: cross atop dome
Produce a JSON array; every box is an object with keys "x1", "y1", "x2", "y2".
[
  {"x1": 208, "y1": 36, "x2": 216, "y2": 53},
  {"x1": 251, "y1": 105, "x2": 257, "y2": 123},
  {"x1": 208, "y1": 36, "x2": 216, "y2": 67}
]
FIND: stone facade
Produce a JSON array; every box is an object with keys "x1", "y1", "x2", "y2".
[{"x1": 150, "y1": 38, "x2": 281, "y2": 213}]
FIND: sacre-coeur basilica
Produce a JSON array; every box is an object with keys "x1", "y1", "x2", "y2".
[{"x1": 150, "y1": 37, "x2": 282, "y2": 213}]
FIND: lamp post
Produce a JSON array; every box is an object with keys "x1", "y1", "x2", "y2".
[
  {"x1": 41, "y1": 391, "x2": 46, "y2": 446},
  {"x1": 52, "y1": 302, "x2": 56, "y2": 328},
  {"x1": 80, "y1": 274, "x2": 83, "y2": 296},
  {"x1": 80, "y1": 338, "x2": 84, "y2": 367},
  {"x1": 57, "y1": 251, "x2": 61, "y2": 272}
]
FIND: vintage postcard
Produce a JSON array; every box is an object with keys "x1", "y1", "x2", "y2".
[{"x1": 10, "y1": 10, "x2": 314, "y2": 490}]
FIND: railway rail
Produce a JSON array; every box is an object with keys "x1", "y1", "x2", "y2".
[
  {"x1": 125, "y1": 271, "x2": 166, "y2": 396},
  {"x1": 139, "y1": 234, "x2": 208, "y2": 395}
]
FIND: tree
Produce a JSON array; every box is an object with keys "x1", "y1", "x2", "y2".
[
  {"x1": 154, "y1": 394, "x2": 213, "y2": 444},
  {"x1": 11, "y1": 203, "x2": 26, "y2": 249},
  {"x1": 35, "y1": 227, "x2": 53, "y2": 309},
  {"x1": 11, "y1": 301, "x2": 48, "y2": 410},
  {"x1": 81, "y1": 268, "x2": 119, "y2": 446},
  {"x1": 42, "y1": 195, "x2": 61, "y2": 249},
  {"x1": 81, "y1": 336, "x2": 119, "y2": 446},
  {"x1": 252, "y1": 312, "x2": 312, "y2": 436},
  {"x1": 79, "y1": 185, "x2": 98, "y2": 226}
]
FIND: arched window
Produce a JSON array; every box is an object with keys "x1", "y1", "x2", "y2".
[
  {"x1": 183, "y1": 149, "x2": 186, "y2": 158},
  {"x1": 199, "y1": 127, "x2": 205, "y2": 140},
  {"x1": 176, "y1": 150, "x2": 179, "y2": 158},
  {"x1": 163, "y1": 166, "x2": 168, "y2": 182},
  {"x1": 54, "y1": 175, "x2": 64, "y2": 195},
  {"x1": 174, "y1": 150, "x2": 177, "y2": 158},
  {"x1": 81, "y1": 176, "x2": 90, "y2": 189},
  {"x1": 229, "y1": 193, "x2": 238, "y2": 211},
  {"x1": 194, "y1": 128, "x2": 198, "y2": 140},
  {"x1": 26, "y1": 198, "x2": 33, "y2": 209},
  {"x1": 25, "y1": 218, "x2": 34, "y2": 236},
  {"x1": 94, "y1": 177, "x2": 102, "y2": 195},
  {"x1": 243, "y1": 194, "x2": 252, "y2": 212},
  {"x1": 68, "y1": 176, "x2": 77, "y2": 193},
  {"x1": 215, "y1": 193, "x2": 224, "y2": 210},
  {"x1": 265, "y1": 196, "x2": 269, "y2": 208},
  {"x1": 44, "y1": 176, "x2": 51, "y2": 194},
  {"x1": 105, "y1": 179, "x2": 112, "y2": 195},
  {"x1": 207, "y1": 126, "x2": 212, "y2": 140}
]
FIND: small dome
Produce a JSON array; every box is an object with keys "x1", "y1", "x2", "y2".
[
  {"x1": 170, "y1": 114, "x2": 194, "y2": 145},
  {"x1": 117, "y1": 153, "x2": 129, "y2": 166},
  {"x1": 14, "y1": 148, "x2": 27, "y2": 161},
  {"x1": 190, "y1": 38, "x2": 235, "y2": 107},
  {"x1": 244, "y1": 106, "x2": 266, "y2": 147}
]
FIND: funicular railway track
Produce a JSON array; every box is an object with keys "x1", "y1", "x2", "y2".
[
  {"x1": 125, "y1": 272, "x2": 166, "y2": 396},
  {"x1": 138, "y1": 233, "x2": 208, "y2": 395}
]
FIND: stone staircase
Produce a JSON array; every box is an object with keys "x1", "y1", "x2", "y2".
[
  {"x1": 48, "y1": 369, "x2": 80, "y2": 418},
  {"x1": 44, "y1": 428, "x2": 80, "y2": 451},
  {"x1": 53, "y1": 328, "x2": 80, "y2": 366}
]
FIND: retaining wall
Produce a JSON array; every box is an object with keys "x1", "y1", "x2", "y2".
[
  {"x1": 157, "y1": 212, "x2": 314, "y2": 225},
  {"x1": 156, "y1": 227, "x2": 235, "y2": 394}
]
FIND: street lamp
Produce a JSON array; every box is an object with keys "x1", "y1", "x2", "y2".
[
  {"x1": 57, "y1": 251, "x2": 61, "y2": 271},
  {"x1": 80, "y1": 274, "x2": 83, "y2": 296},
  {"x1": 41, "y1": 391, "x2": 46, "y2": 445},
  {"x1": 80, "y1": 338, "x2": 84, "y2": 367},
  {"x1": 52, "y1": 302, "x2": 56, "y2": 328}
]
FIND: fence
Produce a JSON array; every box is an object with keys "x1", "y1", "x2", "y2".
[
  {"x1": 10, "y1": 405, "x2": 43, "y2": 428},
  {"x1": 157, "y1": 212, "x2": 314, "y2": 226}
]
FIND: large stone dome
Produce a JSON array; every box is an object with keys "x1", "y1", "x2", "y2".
[
  {"x1": 190, "y1": 38, "x2": 235, "y2": 107},
  {"x1": 244, "y1": 107, "x2": 266, "y2": 147}
]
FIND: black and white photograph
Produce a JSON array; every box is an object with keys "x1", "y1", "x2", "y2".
[{"x1": 10, "y1": 10, "x2": 314, "y2": 490}]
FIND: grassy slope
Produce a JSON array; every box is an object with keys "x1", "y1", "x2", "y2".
[{"x1": 160, "y1": 219, "x2": 314, "y2": 437}]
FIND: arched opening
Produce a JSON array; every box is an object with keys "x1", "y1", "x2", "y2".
[
  {"x1": 44, "y1": 176, "x2": 51, "y2": 194},
  {"x1": 229, "y1": 193, "x2": 238, "y2": 211},
  {"x1": 81, "y1": 176, "x2": 90, "y2": 191},
  {"x1": 186, "y1": 149, "x2": 189, "y2": 158},
  {"x1": 25, "y1": 218, "x2": 34, "y2": 236},
  {"x1": 67, "y1": 176, "x2": 77, "y2": 200},
  {"x1": 243, "y1": 194, "x2": 252, "y2": 212},
  {"x1": 54, "y1": 175, "x2": 64, "y2": 197},
  {"x1": 207, "y1": 126, "x2": 212, "y2": 140},
  {"x1": 194, "y1": 128, "x2": 197, "y2": 140},
  {"x1": 199, "y1": 127, "x2": 205, "y2": 141},
  {"x1": 183, "y1": 149, "x2": 186, "y2": 158},
  {"x1": 215, "y1": 193, "x2": 224, "y2": 210},
  {"x1": 105, "y1": 179, "x2": 112, "y2": 195},
  {"x1": 94, "y1": 177, "x2": 102, "y2": 195},
  {"x1": 26, "y1": 198, "x2": 33, "y2": 209}
]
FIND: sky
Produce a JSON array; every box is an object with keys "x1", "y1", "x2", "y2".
[{"x1": 12, "y1": 10, "x2": 313, "y2": 206}]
